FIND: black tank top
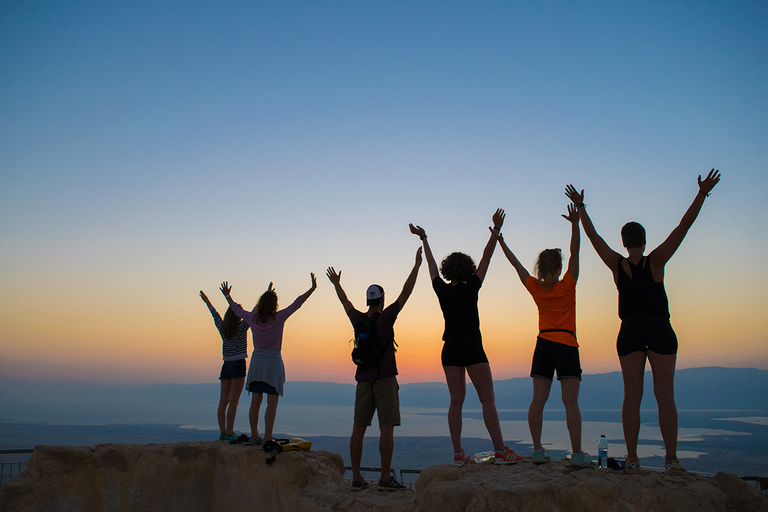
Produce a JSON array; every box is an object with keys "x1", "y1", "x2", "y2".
[{"x1": 617, "y1": 256, "x2": 670, "y2": 319}]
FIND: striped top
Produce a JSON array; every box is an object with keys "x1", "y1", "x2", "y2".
[{"x1": 206, "y1": 304, "x2": 249, "y2": 361}]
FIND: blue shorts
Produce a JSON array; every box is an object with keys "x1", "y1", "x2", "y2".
[
  {"x1": 219, "y1": 359, "x2": 246, "y2": 380},
  {"x1": 530, "y1": 337, "x2": 582, "y2": 381},
  {"x1": 617, "y1": 316, "x2": 678, "y2": 357},
  {"x1": 247, "y1": 381, "x2": 279, "y2": 395}
]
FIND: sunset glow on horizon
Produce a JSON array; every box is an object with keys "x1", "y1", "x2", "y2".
[{"x1": 1, "y1": 1, "x2": 766, "y2": 386}]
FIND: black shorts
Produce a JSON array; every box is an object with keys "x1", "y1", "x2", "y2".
[
  {"x1": 219, "y1": 359, "x2": 246, "y2": 380},
  {"x1": 616, "y1": 316, "x2": 678, "y2": 357},
  {"x1": 530, "y1": 337, "x2": 582, "y2": 381},
  {"x1": 441, "y1": 338, "x2": 489, "y2": 367}
]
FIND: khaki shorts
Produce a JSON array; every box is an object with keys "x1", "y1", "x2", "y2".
[{"x1": 353, "y1": 376, "x2": 400, "y2": 427}]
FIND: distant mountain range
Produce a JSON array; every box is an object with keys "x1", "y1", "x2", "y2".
[{"x1": 1, "y1": 367, "x2": 765, "y2": 426}]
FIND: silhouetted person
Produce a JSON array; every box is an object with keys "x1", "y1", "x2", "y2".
[
  {"x1": 566, "y1": 169, "x2": 721, "y2": 473},
  {"x1": 326, "y1": 247, "x2": 421, "y2": 491},
  {"x1": 491, "y1": 205, "x2": 595, "y2": 467},
  {"x1": 221, "y1": 275, "x2": 316, "y2": 447},
  {"x1": 410, "y1": 209, "x2": 524, "y2": 465}
]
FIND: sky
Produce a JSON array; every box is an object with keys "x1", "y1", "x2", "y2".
[{"x1": 1, "y1": 0, "x2": 767, "y2": 385}]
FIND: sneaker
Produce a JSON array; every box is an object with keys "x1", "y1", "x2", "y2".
[
  {"x1": 219, "y1": 433, "x2": 225, "y2": 441},
  {"x1": 664, "y1": 457, "x2": 686, "y2": 474},
  {"x1": 351, "y1": 479, "x2": 369, "y2": 491},
  {"x1": 625, "y1": 456, "x2": 641, "y2": 474},
  {"x1": 377, "y1": 477, "x2": 407, "y2": 491},
  {"x1": 221, "y1": 432, "x2": 239, "y2": 441},
  {"x1": 494, "y1": 446, "x2": 525, "y2": 464},
  {"x1": 454, "y1": 450, "x2": 471, "y2": 466},
  {"x1": 533, "y1": 448, "x2": 552, "y2": 464},
  {"x1": 247, "y1": 435, "x2": 263, "y2": 446},
  {"x1": 570, "y1": 452, "x2": 597, "y2": 468}
]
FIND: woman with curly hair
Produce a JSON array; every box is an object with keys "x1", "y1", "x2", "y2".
[
  {"x1": 221, "y1": 275, "x2": 317, "y2": 445},
  {"x1": 491, "y1": 204, "x2": 595, "y2": 468},
  {"x1": 410, "y1": 209, "x2": 524, "y2": 465},
  {"x1": 199, "y1": 290, "x2": 249, "y2": 442}
]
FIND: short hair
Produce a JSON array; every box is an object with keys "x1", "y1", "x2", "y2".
[
  {"x1": 621, "y1": 222, "x2": 646, "y2": 249},
  {"x1": 440, "y1": 252, "x2": 477, "y2": 283}
]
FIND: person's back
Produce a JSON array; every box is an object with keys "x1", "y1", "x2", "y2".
[{"x1": 617, "y1": 256, "x2": 669, "y2": 319}]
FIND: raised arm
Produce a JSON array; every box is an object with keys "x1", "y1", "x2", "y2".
[
  {"x1": 300, "y1": 272, "x2": 317, "y2": 301},
  {"x1": 220, "y1": 281, "x2": 234, "y2": 305},
  {"x1": 565, "y1": 185, "x2": 622, "y2": 276},
  {"x1": 562, "y1": 203, "x2": 580, "y2": 280},
  {"x1": 490, "y1": 228, "x2": 530, "y2": 285},
  {"x1": 395, "y1": 247, "x2": 423, "y2": 309},
  {"x1": 326, "y1": 267, "x2": 354, "y2": 313},
  {"x1": 409, "y1": 224, "x2": 439, "y2": 280},
  {"x1": 650, "y1": 169, "x2": 721, "y2": 266},
  {"x1": 476, "y1": 208, "x2": 505, "y2": 283},
  {"x1": 199, "y1": 290, "x2": 214, "y2": 308}
]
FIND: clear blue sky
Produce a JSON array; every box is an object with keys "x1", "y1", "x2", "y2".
[{"x1": 1, "y1": 1, "x2": 766, "y2": 383}]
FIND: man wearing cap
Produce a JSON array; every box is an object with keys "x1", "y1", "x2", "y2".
[{"x1": 326, "y1": 247, "x2": 422, "y2": 491}]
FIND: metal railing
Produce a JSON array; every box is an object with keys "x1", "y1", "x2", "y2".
[{"x1": 0, "y1": 450, "x2": 33, "y2": 485}]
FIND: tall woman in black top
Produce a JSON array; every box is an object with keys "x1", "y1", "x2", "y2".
[
  {"x1": 566, "y1": 170, "x2": 721, "y2": 473},
  {"x1": 410, "y1": 209, "x2": 524, "y2": 465}
]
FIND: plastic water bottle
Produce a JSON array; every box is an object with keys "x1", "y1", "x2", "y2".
[
  {"x1": 473, "y1": 451, "x2": 495, "y2": 464},
  {"x1": 597, "y1": 435, "x2": 608, "y2": 468}
]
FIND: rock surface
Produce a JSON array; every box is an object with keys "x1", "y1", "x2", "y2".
[{"x1": 0, "y1": 443, "x2": 765, "y2": 512}]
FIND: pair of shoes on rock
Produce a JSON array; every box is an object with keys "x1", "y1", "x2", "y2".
[
  {"x1": 533, "y1": 448, "x2": 552, "y2": 464},
  {"x1": 569, "y1": 452, "x2": 597, "y2": 468},
  {"x1": 454, "y1": 450, "x2": 471, "y2": 466},
  {"x1": 494, "y1": 446, "x2": 525, "y2": 464}
]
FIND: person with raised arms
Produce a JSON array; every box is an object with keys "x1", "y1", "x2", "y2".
[
  {"x1": 565, "y1": 169, "x2": 721, "y2": 473},
  {"x1": 221, "y1": 274, "x2": 317, "y2": 450},
  {"x1": 409, "y1": 209, "x2": 525, "y2": 466},
  {"x1": 490, "y1": 204, "x2": 595, "y2": 468},
  {"x1": 326, "y1": 247, "x2": 422, "y2": 492}
]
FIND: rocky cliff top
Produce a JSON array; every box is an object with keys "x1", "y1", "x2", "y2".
[{"x1": 1, "y1": 441, "x2": 766, "y2": 512}]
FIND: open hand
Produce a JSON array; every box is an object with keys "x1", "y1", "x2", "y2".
[
  {"x1": 326, "y1": 267, "x2": 341, "y2": 285},
  {"x1": 220, "y1": 282, "x2": 231, "y2": 297},
  {"x1": 409, "y1": 223, "x2": 426, "y2": 238},
  {"x1": 309, "y1": 272, "x2": 317, "y2": 290},
  {"x1": 415, "y1": 246, "x2": 423, "y2": 266},
  {"x1": 492, "y1": 208, "x2": 505, "y2": 229},
  {"x1": 698, "y1": 169, "x2": 721, "y2": 196},
  {"x1": 565, "y1": 184, "x2": 584, "y2": 204},
  {"x1": 562, "y1": 203, "x2": 579, "y2": 223}
]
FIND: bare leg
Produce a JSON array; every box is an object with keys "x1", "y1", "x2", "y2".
[
  {"x1": 379, "y1": 424, "x2": 395, "y2": 483},
  {"x1": 350, "y1": 425, "x2": 367, "y2": 482},
  {"x1": 264, "y1": 394, "x2": 280, "y2": 441},
  {"x1": 249, "y1": 392, "x2": 263, "y2": 440},
  {"x1": 647, "y1": 351, "x2": 678, "y2": 459},
  {"x1": 225, "y1": 377, "x2": 245, "y2": 435},
  {"x1": 560, "y1": 377, "x2": 583, "y2": 454},
  {"x1": 218, "y1": 379, "x2": 232, "y2": 435},
  {"x1": 443, "y1": 366, "x2": 467, "y2": 453},
  {"x1": 528, "y1": 376, "x2": 552, "y2": 450},
  {"x1": 620, "y1": 351, "x2": 647, "y2": 458},
  {"x1": 467, "y1": 363, "x2": 505, "y2": 451}
]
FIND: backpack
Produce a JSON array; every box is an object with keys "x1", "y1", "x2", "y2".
[{"x1": 351, "y1": 313, "x2": 381, "y2": 368}]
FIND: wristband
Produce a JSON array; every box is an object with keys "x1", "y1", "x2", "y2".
[
  {"x1": 420, "y1": 235, "x2": 427, "y2": 240},
  {"x1": 698, "y1": 190, "x2": 709, "y2": 197}
]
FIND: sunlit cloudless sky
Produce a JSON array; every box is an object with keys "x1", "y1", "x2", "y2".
[{"x1": 1, "y1": 1, "x2": 766, "y2": 385}]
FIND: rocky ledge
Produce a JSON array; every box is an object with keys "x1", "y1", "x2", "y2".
[{"x1": 0, "y1": 442, "x2": 766, "y2": 512}]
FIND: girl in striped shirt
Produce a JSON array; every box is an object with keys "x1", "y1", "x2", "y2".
[{"x1": 200, "y1": 290, "x2": 249, "y2": 441}]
